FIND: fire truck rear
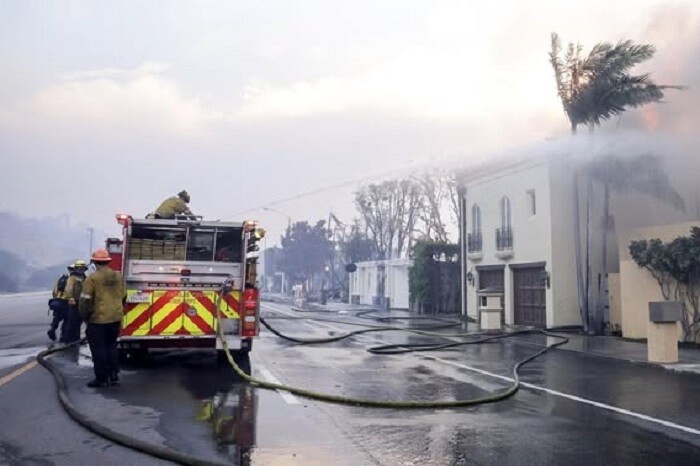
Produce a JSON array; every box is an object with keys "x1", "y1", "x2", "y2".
[{"x1": 106, "y1": 214, "x2": 264, "y2": 359}]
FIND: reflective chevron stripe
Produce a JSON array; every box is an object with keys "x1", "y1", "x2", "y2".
[{"x1": 120, "y1": 289, "x2": 241, "y2": 337}]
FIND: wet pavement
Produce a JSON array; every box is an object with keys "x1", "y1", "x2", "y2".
[{"x1": 1, "y1": 293, "x2": 700, "y2": 465}]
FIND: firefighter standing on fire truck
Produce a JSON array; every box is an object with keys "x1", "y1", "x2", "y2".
[
  {"x1": 63, "y1": 260, "x2": 88, "y2": 343},
  {"x1": 79, "y1": 249, "x2": 125, "y2": 388}
]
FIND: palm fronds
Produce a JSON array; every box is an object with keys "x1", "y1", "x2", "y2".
[{"x1": 549, "y1": 33, "x2": 683, "y2": 132}]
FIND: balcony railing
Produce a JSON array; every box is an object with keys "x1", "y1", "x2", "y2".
[
  {"x1": 467, "y1": 232, "x2": 482, "y2": 253},
  {"x1": 496, "y1": 227, "x2": 513, "y2": 251}
]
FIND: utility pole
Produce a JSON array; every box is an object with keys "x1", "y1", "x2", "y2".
[
  {"x1": 87, "y1": 227, "x2": 94, "y2": 259},
  {"x1": 458, "y1": 186, "x2": 467, "y2": 319}
]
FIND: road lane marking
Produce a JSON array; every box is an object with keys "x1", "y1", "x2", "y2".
[
  {"x1": 425, "y1": 355, "x2": 700, "y2": 436},
  {"x1": 0, "y1": 361, "x2": 38, "y2": 388},
  {"x1": 0, "y1": 291, "x2": 50, "y2": 300},
  {"x1": 262, "y1": 302, "x2": 700, "y2": 437},
  {"x1": 258, "y1": 365, "x2": 301, "y2": 405}
]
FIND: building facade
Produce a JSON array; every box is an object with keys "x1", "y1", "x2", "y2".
[{"x1": 461, "y1": 154, "x2": 580, "y2": 327}]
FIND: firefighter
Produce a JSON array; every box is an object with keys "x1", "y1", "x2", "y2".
[
  {"x1": 152, "y1": 190, "x2": 195, "y2": 219},
  {"x1": 79, "y1": 249, "x2": 125, "y2": 388},
  {"x1": 63, "y1": 260, "x2": 88, "y2": 343},
  {"x1": 47, "y1": 263, "x2": 73, "y2": 342}
]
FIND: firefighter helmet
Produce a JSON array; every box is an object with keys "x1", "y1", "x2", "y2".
[
  {"x1": 91, "y1": 249, "x2": 112, "y2": 263},
  {"x1": 178, "y1": 190, "x2": 190, "y2": 203},
  {"x1": 73, "y1": 259, "x2": 88, "y2": 268}
]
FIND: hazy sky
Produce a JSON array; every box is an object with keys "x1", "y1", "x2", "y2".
[{"x1": 1, "y1": 0, "x2": 697, "y2": 243}]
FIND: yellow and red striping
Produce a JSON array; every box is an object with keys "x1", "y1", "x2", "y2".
[{"x1": 121, "y1": 290, "x2": 240, "y2": 337}]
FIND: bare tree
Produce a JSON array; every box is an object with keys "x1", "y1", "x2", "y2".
[
  {"x1": 355, "y1": 179, "x2": 422, "y2": 259},
  {"x1": 412, "y1": 170, "x2": 459, "y2": 243}
]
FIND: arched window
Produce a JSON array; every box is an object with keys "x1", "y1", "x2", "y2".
[
  {"x1": 497, "y1": 196, "x2": 513, "y2": 251},
  {"x1": 468, "y1": 204, "x2": 482, "y2": 253},
  {"x1": 471, "y1": 204, "x2": 481, "y2": 234},
  {"x1": 499, "y1": 196, "x2": 511, "y2": 230}
]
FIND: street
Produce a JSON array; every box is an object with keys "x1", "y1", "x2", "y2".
[{"x1": 1, "y1": 294, "x2": 700, "y2": 465}]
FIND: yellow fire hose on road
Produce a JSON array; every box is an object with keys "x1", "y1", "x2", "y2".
[{"x1": 217, "y1": 310, "x2": 569, "y2": 409}]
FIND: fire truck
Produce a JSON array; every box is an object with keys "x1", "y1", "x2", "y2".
[{"x1": 105, "y1": 214, "x2": 264, "y2": 360}]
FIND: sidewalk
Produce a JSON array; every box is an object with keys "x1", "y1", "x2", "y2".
[{"x1": 549, "y1": 332, "x2": 700, "y2": 373}]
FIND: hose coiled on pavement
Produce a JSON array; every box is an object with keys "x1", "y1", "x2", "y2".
[
  {"x1": 37, "y1": 340, "x2": 228, "y2": 466},
  {"x1": 218, "y1": 314, "x2": 569, "y2": 409}
]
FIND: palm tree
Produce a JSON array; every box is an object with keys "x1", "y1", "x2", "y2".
[
  {"x1": 549, "y1": 33, "x2": 684, "y2": 333},
  {"x1": 550, "y1": 33, "x2": 682, "y2": 134}
]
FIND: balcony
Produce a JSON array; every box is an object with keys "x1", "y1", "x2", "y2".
[
  {"x1": 467, "y1": 232, "x2": 483, "y2": 261},
  {"x1": 495, "y1": 227, "x2": 513, "y2": 259}
]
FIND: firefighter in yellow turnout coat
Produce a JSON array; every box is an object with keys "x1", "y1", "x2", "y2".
[
  {"x1": 154, "y1": 190, "x2": 194, "y2": 219},
  {"x1": 79, "y1": 249, "x2": 125, "y2": 388}
]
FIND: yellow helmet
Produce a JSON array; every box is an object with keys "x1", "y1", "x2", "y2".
[{"x1": 73, "y1": 259, "x2": 88, "y2": 269}]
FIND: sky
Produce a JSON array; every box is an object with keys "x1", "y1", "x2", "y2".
[{"x1": 1, "y1": 0, "x2": 698, "y2": 244}]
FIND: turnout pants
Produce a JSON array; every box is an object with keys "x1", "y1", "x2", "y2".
[
  {"x1": 86, "y1": 322, "x2": 120, "y2": 383},
  {"x1": 50, "y1": 301, "x2": 69, "y2": 340},
  {"x1": 64, "y1": 306, "x2": 83, "y2": 343}
]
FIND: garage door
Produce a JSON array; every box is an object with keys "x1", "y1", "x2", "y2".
[{"x1": 513, "y1": 266, "x2": 546, "y2": 327}]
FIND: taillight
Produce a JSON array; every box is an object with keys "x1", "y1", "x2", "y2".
[{"x1": 241, "y1": 288, "x2": 259, "y2": 337}]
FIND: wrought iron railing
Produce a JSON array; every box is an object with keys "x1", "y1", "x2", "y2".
[
  {"x1": 467, "y1": 232, "x2": 482, "y2": 253},
  {"x1": 496, "y1": 227, "x2": 513, "y2": 251}
]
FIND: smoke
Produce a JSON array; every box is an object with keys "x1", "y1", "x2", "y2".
[{"x1": 615, "y1": 3, "x2": 700, "y2": 135}]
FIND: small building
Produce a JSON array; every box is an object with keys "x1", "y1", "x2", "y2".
[
  {"x1": 459, "y1": 135, "x2": 699, "y2": 329},
  {"x1": 460, "y1": 152, "x2": 580, "y2": 327},
  {"x1": 348, "y1": 259, "x2": 412, "y2": 309}
]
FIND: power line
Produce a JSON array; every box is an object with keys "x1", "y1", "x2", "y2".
[{"x1": 230, "y1": 165, "x2": 422, "y2": 217}]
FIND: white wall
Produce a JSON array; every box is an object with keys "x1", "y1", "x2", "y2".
[
  {"x1": 464, "y1": 158, "x2": 556, "y2": 325},
  {"x1": 618, "y1": 222, "x2": 700, "y2": 340},
  {"x1": 348, "y1": 259, "x2": 412, "y2": 309}
]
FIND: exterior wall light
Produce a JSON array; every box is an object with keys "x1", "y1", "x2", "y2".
[
  {"x1": 541, "y1": 270, "x2": 550, "y2": 289},
  {"x1": 466, "y1": 269, "x2": 476, "y2": 287}
]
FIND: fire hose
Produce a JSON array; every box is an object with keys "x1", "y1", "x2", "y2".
[
  {"x1": 36, "y1": 300, "x2": 568, "y2": 465},
  {"x1": 217, "y1": 311, "x2": 570, "y2": 409}
]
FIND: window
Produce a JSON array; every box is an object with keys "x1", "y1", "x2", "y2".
[
  {"x1": 471, "y1": 204, "x2": 481, "y2": 234},
  {"x1": 527, "y1": 189, "x2": 536, "y2": 216},
  {"x1": 468, "y1": 204, "x2": 482, "y2": 253},
  {"x1": 499, "y1": 196, "x2": 511, "y2": 230},
  {"x1": 497, "y1": 197, "x2": 513, "y2": 251}
]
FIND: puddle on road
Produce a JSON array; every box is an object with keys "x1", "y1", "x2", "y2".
[{"x1": 194, "y1": 380, "x2": 257, "y2": 462}]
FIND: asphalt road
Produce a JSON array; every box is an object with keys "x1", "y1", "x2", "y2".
[{"x1": 1, "y1": 294, "x2": 699, "y2": 465}]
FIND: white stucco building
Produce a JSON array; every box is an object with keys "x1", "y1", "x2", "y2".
[
  {"x1": 461, "y1": 153, "x2": 579, "y2": 327},
  {"x1": 348, "y1": 259, "x2": 412, "y2": 309}
]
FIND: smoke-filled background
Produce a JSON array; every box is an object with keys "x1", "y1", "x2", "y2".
[{"x1": 0, "y1": 0, "x2": 699, "y2": 289}]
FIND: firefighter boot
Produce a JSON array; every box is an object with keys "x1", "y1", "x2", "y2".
[
  {"x1": 47, "y1": 329, "x2": 56, "y2": 341},
  {"x1": 86, "y1": 379, "x2": 110, "y2": 388}
]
